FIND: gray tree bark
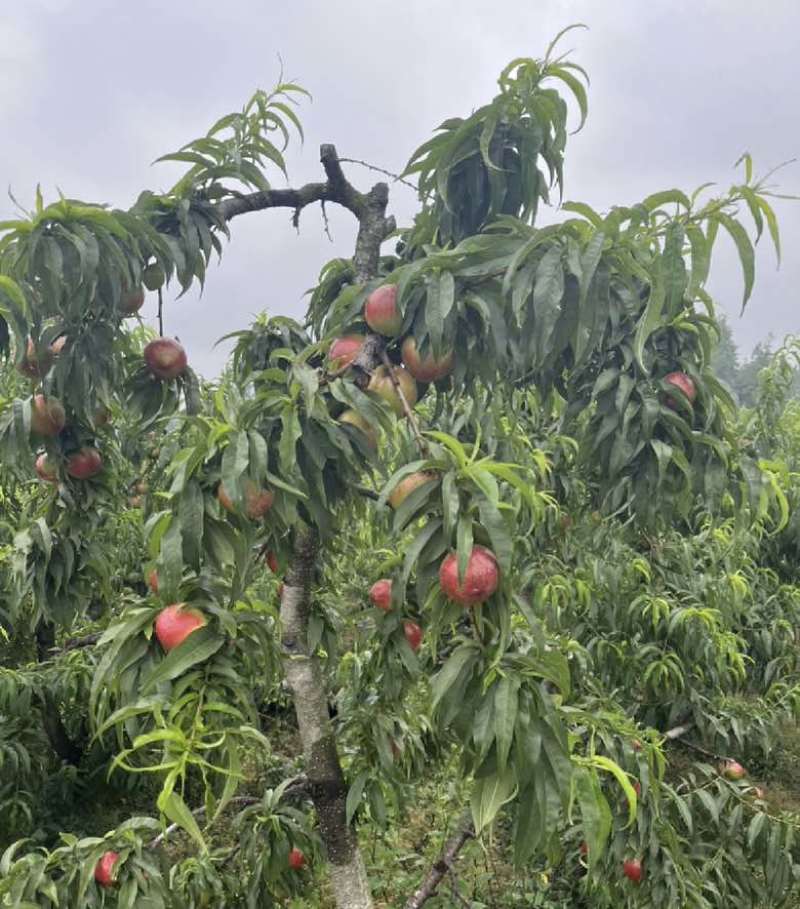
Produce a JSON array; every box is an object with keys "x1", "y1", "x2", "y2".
[
  {"x1": 236, "y1": 145, "x2": 395, "y2": 909},
  {"x1": 280, "y1": 531, "x2": 373, "y2": 909}
]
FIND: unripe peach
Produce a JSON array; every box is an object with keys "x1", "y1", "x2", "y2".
[
  {"x1": 388, "y1": 471, "x2": 438, "y2": 509},
  {"x1": 401, "y1": 336, "x2": 454, "y2": 383},
  {"x1": 367, "y1": 365, "x2": 418, "y2": 417},
  {"x1": 339, "y1": 409, "x2": 377, "y2": 449},
  {"x1": 120, "y1": 286, "x2": 145, "y2": 316},
  {"x1": 30, "y1": 395, "x2": 66, "y2": 437}
]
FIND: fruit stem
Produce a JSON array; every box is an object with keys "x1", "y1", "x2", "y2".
[{"x1": 379, "y1": 349, "x2": 429, "y2": 454}]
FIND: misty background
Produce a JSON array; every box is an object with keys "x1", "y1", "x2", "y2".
[{"x1": 1, "y1": 0, "x2": 798, "y2": 378}]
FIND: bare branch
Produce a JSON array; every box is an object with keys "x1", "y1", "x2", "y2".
[
  {"x1": 405, "y1": 812, "x2": 475, "y2": 909},
  {"x1": 337, "y1": 157, "x2": 419, "y2": 192},
  {"x1": 219, "y1": 145, "x2": 366, "y2": 224}
]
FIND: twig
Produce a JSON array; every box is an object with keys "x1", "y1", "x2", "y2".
[
  {"x1": 379, "y1": 349, "x2": 429, "y2": 454},
  {"x1": 405, "y1": 812, "x2": 475, "y2": 909},
  {"x1": 148, "y1": 776, "x2": 310, "y2": 848},
  {"x1": 320, "y1": 200, "x2": 333, "y2": 241},
  {"x1": 337, "y1": 157, "x2": 418, "y2": 192},
  {"x1": 60, "y1": 632, "x2": 102, "y2": 652},
  {"x1": 157, "y1": 288, "x2": 164, "y2": 337},
  {"x1": 354, "y1": 484, "x2": 380, "y2": 501},
  {"x1": 662, "y1": 721, "x2": 736, "y2": 763}
]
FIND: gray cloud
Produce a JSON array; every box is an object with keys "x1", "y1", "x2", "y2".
[{"x1": 1, "y1": 0, "x2": 797, "y2": 375}]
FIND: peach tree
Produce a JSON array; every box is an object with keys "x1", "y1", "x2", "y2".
[{"x1": 0, "y1": 27, "x2": 796, "y2": 908}]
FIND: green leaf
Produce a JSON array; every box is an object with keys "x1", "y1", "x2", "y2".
[
  {"x1": 427, "y1": 431, "x2": 469, "y2": 469},
  {"x1": 346, "y1": 770, "x2": 369, "y2": 825},
  {"x1": 471, "y1": 766, "x2": 517, "y2": 833},
  {"x1": 748, "y1": 811, "x2": 766, "y2": 850},
  {"x1": 575, "y1": 767, "x2": 612, "y2": 867},
  {"x1": 532, "y1": 244, "x2": 564, "y2": 363},
  {"x1": 402, "y1": 519, "x2": 443, "y2": 590},
  {"x1": 561, "y1": 201, "x2": 603, "y2": 228},
  {"x1": 685, "y1": 223, "x2": 710, "y2": 294},
  {"x1": 585, "y1": 755, "x2": 638, "y2": 828},
  {"x1": 696, "y1": 788, "x2": 720, "y2": 824},
  {"x1": 220, "y1": 430, "x2": 249, "y2": 500},
  {"x1": 431, "y1": 642, "x2": 480, "y2": 710},
  {"x1": 633, "y1": 265, "x2": 665, "y2": 372},
  {"x1": 179, "y1": 482, "x2": 204, "y2": 570},
  {"x1": 756, "y1": 194, "x2": 781, "y2": 265},
  {"x1": 279, "y1": 403, "x2": 302, "y2": 476},
  {"x1": 441, "y1": 471, "x2": 460, "y2": 539},
  {"x1": 477, "y1": 498, "x2": 513, "y2": 575},
  {"x1": 158, "y1": 791, "x2": 206, "y2": 851},
  {"x1": 493, "y1": 676, "x2": 520, "y2": 773},
  {"x1": 661, "y1": 223, "x2": 687, "y2": 313},
  {"x1": 716, "y1": 212, "x2": 755, "y2": 313},
  {"x1": 456, "y1": 514, "x2": 474, "y2": 583},
  {"x1": 642, "y1": 188, "x2": 691, "y2": 211},
  {"x1": 142, "y1": 625, "x2": 224, "y2": 693}
]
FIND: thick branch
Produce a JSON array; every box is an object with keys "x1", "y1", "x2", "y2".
[
  {"x1": 219, "y1": 144, "x2": 393, "y2": 386},
  {"x1": 219, "y1": 145, "x2": 367, "y2": 224},
  {"x1": 405, "y1": 813, "x2": 475, "y2": 909}
]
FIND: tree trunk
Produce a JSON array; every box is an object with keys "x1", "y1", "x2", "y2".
[
  {"x1": 280, "y1": 530, "x2": 373, "y2": 909},
  {"x1": 268, "y1": 147, "x2": 395, "y2": 909}
]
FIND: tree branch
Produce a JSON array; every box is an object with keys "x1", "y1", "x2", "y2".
[
  {"x1": 148, "y1": 796, "x2": 255, "y2": 849},
  {"x1": 405, "y1": 812, "x2": 475, "y2": 909},
  {"x1": 148, "y1": 777, "x2": 310, "y2": 848},
  {"x1": 219, "y1": 145, "x2": 367, "y2": 224},
  {"x1": 379, "y1": 349, "x2": 429, "y2": 454},
  {"x1": 62, "y1": 632, "x2": 102, "y2": 652},
  {"x1": 219, "y1": 143, "x2": 394, "y2": 387}
]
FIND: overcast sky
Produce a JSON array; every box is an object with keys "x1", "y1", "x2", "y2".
[{"x1": 1, "y1": 0, "x2": 798, "y2": 376}]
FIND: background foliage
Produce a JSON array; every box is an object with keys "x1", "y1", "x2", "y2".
[{"x1": 1, "y1": 27, "x2": 800, "y2": 909}]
